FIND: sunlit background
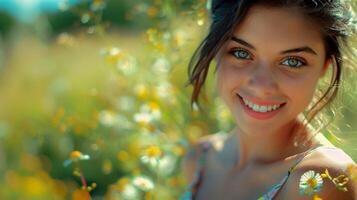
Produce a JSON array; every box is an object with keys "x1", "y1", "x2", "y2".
[{"x1": 0, "y1": 0, "x2": 356, "y2": 199}]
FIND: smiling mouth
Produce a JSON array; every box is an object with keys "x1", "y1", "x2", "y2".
[{"x1": 236, "y1": 94, "x2": 286, "y2": 113}]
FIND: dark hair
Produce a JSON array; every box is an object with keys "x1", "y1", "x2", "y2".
[{"x1": 187, "y1": 0, "x2": 357, "y2": 127}]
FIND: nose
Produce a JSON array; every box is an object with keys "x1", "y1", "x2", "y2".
[{"x1": 247, "y1": 62, "x2": 279, "y2": 96}]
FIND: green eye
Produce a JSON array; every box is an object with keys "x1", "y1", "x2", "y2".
[
  {"x1": 231, "y1": 49, "x2": 252, "y2": 60},
  {"x1": 282, "y1": 57, "x2": 305, "y2": 68}
]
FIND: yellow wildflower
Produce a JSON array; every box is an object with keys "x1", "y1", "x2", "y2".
[
  {"x1": 147, "y1": 6, "x2": 159, "y2": 17},
  {"x1": 70, "y1": 151, "x2": 82, "y2": 160},
  {"x1": 321, "y1": 169, "x2": 332, "y2": 180},
  {"x1": 64, "y1": 151, "x2": 90, "y2": 167},
  {"x1": 144, "y1": 145, "x2": 162, "y2": 158},
  {"x1": 313, "y1": 194, "x2": 322, "y2": 200},
  {"x1": 172, "y1": 145, "x2": 185, "y2": 156},
  {"x1": 116, "y1": 178, "x2": 130, "y2": 192},
  {"x1": 102, "y1": 160, "x2": 112, "y2": 174},
  {"x1": 135, "y1": 84, "x2": 148, "y2": 99},
  {"x1": 346, "y1": 164, "x2": 357, "y2": 182},
  {"x1": 148, "y1": 101, "x2": 160, "y2": 111},
  {"x1": 332, "y1": 174, "x2": 349, "y2": 192},
  {"x1": 117, "y1": 151, "x2": 129, "y2": 161}
]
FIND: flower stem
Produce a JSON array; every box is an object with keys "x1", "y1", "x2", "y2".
[{"x1": 78, "y1": 165, "x2": 92, "y2": 200}]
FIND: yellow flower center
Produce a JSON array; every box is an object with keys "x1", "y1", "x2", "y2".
[
  {"x1": 138, "y1": 181, "x2": 149, "y2": 188},
  {"x1": 144, "y1": 146, "x2": 161, "y2": 157},
  {"x1": 148, "y1": 102, "x2": 160, "y2": 110},
  {"x1": 307, "y1": 178, "x2": 318, "y2": 188},
  {"x1": 70, "y1": 151, "x2": 82, "y2": 160},
  {"x1": 313, "y1": 194, "x2": 322, "y2": 200}
]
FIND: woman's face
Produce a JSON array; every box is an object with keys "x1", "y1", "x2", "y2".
[{"x1": 215, "y1": 5, "x2": 329, "y2": 134}]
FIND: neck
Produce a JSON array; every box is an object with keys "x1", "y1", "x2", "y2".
[{"x1": 232, "y1": 119, "x2": 312, "y2": 171}]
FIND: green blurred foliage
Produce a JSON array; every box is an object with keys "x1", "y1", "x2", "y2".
[{"x1": 0, "y1": 11, "x2": 15, "y2": 36}]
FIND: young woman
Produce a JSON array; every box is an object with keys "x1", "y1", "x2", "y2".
[{"x1": 181, "y1": 0, "x2": 357, "y2": 199}]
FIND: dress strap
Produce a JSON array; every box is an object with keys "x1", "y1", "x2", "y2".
[
  {"x1": 180, "y1": 141, "x2": 211, "y2": 200},
  {"x1": 191, "y1": 142, "x2": 211, "y2": 192},
  {"x1": 288, "y1": 144, "x2": 330, "y2": 174}
]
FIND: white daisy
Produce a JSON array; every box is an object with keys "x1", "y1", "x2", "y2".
[
  {"x1": 132, "y1": 176, "x2": 154, "y2": 192},
  {"x1": 299, "y1": 170, "x2": 324, "y2": 195},
  {"x1": 99, "y1": 110, "x2": 117, "y2": 127},
  {"x1": 121, "y1": 184, "x2": 139, "y2": 199}
]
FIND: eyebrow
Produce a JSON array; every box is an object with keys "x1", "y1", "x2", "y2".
[{"x1": 231, "y1": 36, "x2": 318, "y2": 55}]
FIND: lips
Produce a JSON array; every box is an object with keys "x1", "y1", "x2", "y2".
[
  {"x1": 237, "y1": 94, "x2": 286, "y2": 106},
  {"x1": 236, "y1": 94, "x2": 286, "y2": 120}
]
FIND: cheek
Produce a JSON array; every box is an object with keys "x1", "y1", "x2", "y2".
[
  {"x1": 216, "y1": 64, "x2": 243, "y2": 99},
  {"x1": 216, "y1": 67, "x2": 224, "y2": 93},
  {"x1": 281, "y1": 74, "x2": 320, "y2": 109}
]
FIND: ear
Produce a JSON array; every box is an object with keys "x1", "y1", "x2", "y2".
[{"x1": 319, "y1": 58, "x2": 332, "y2": 78}]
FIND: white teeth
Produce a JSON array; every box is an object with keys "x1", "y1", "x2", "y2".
[
  {"x1": 253, "y1": 104, "x2": 259, "y2": 110},
  {"x1": 267, "y1": 106, "x2": 273, "y2": 111},
  {"x1": 241, "y1": 97, "x2": 282, "y2": 113}
]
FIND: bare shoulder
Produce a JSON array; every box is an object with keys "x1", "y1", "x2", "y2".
[
  {"x1": 280, "y1": 147, "x2": 357, "y2": 200},
  {"x1": 181, "y1": 133, "x2": 227, "y2": 183}
]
